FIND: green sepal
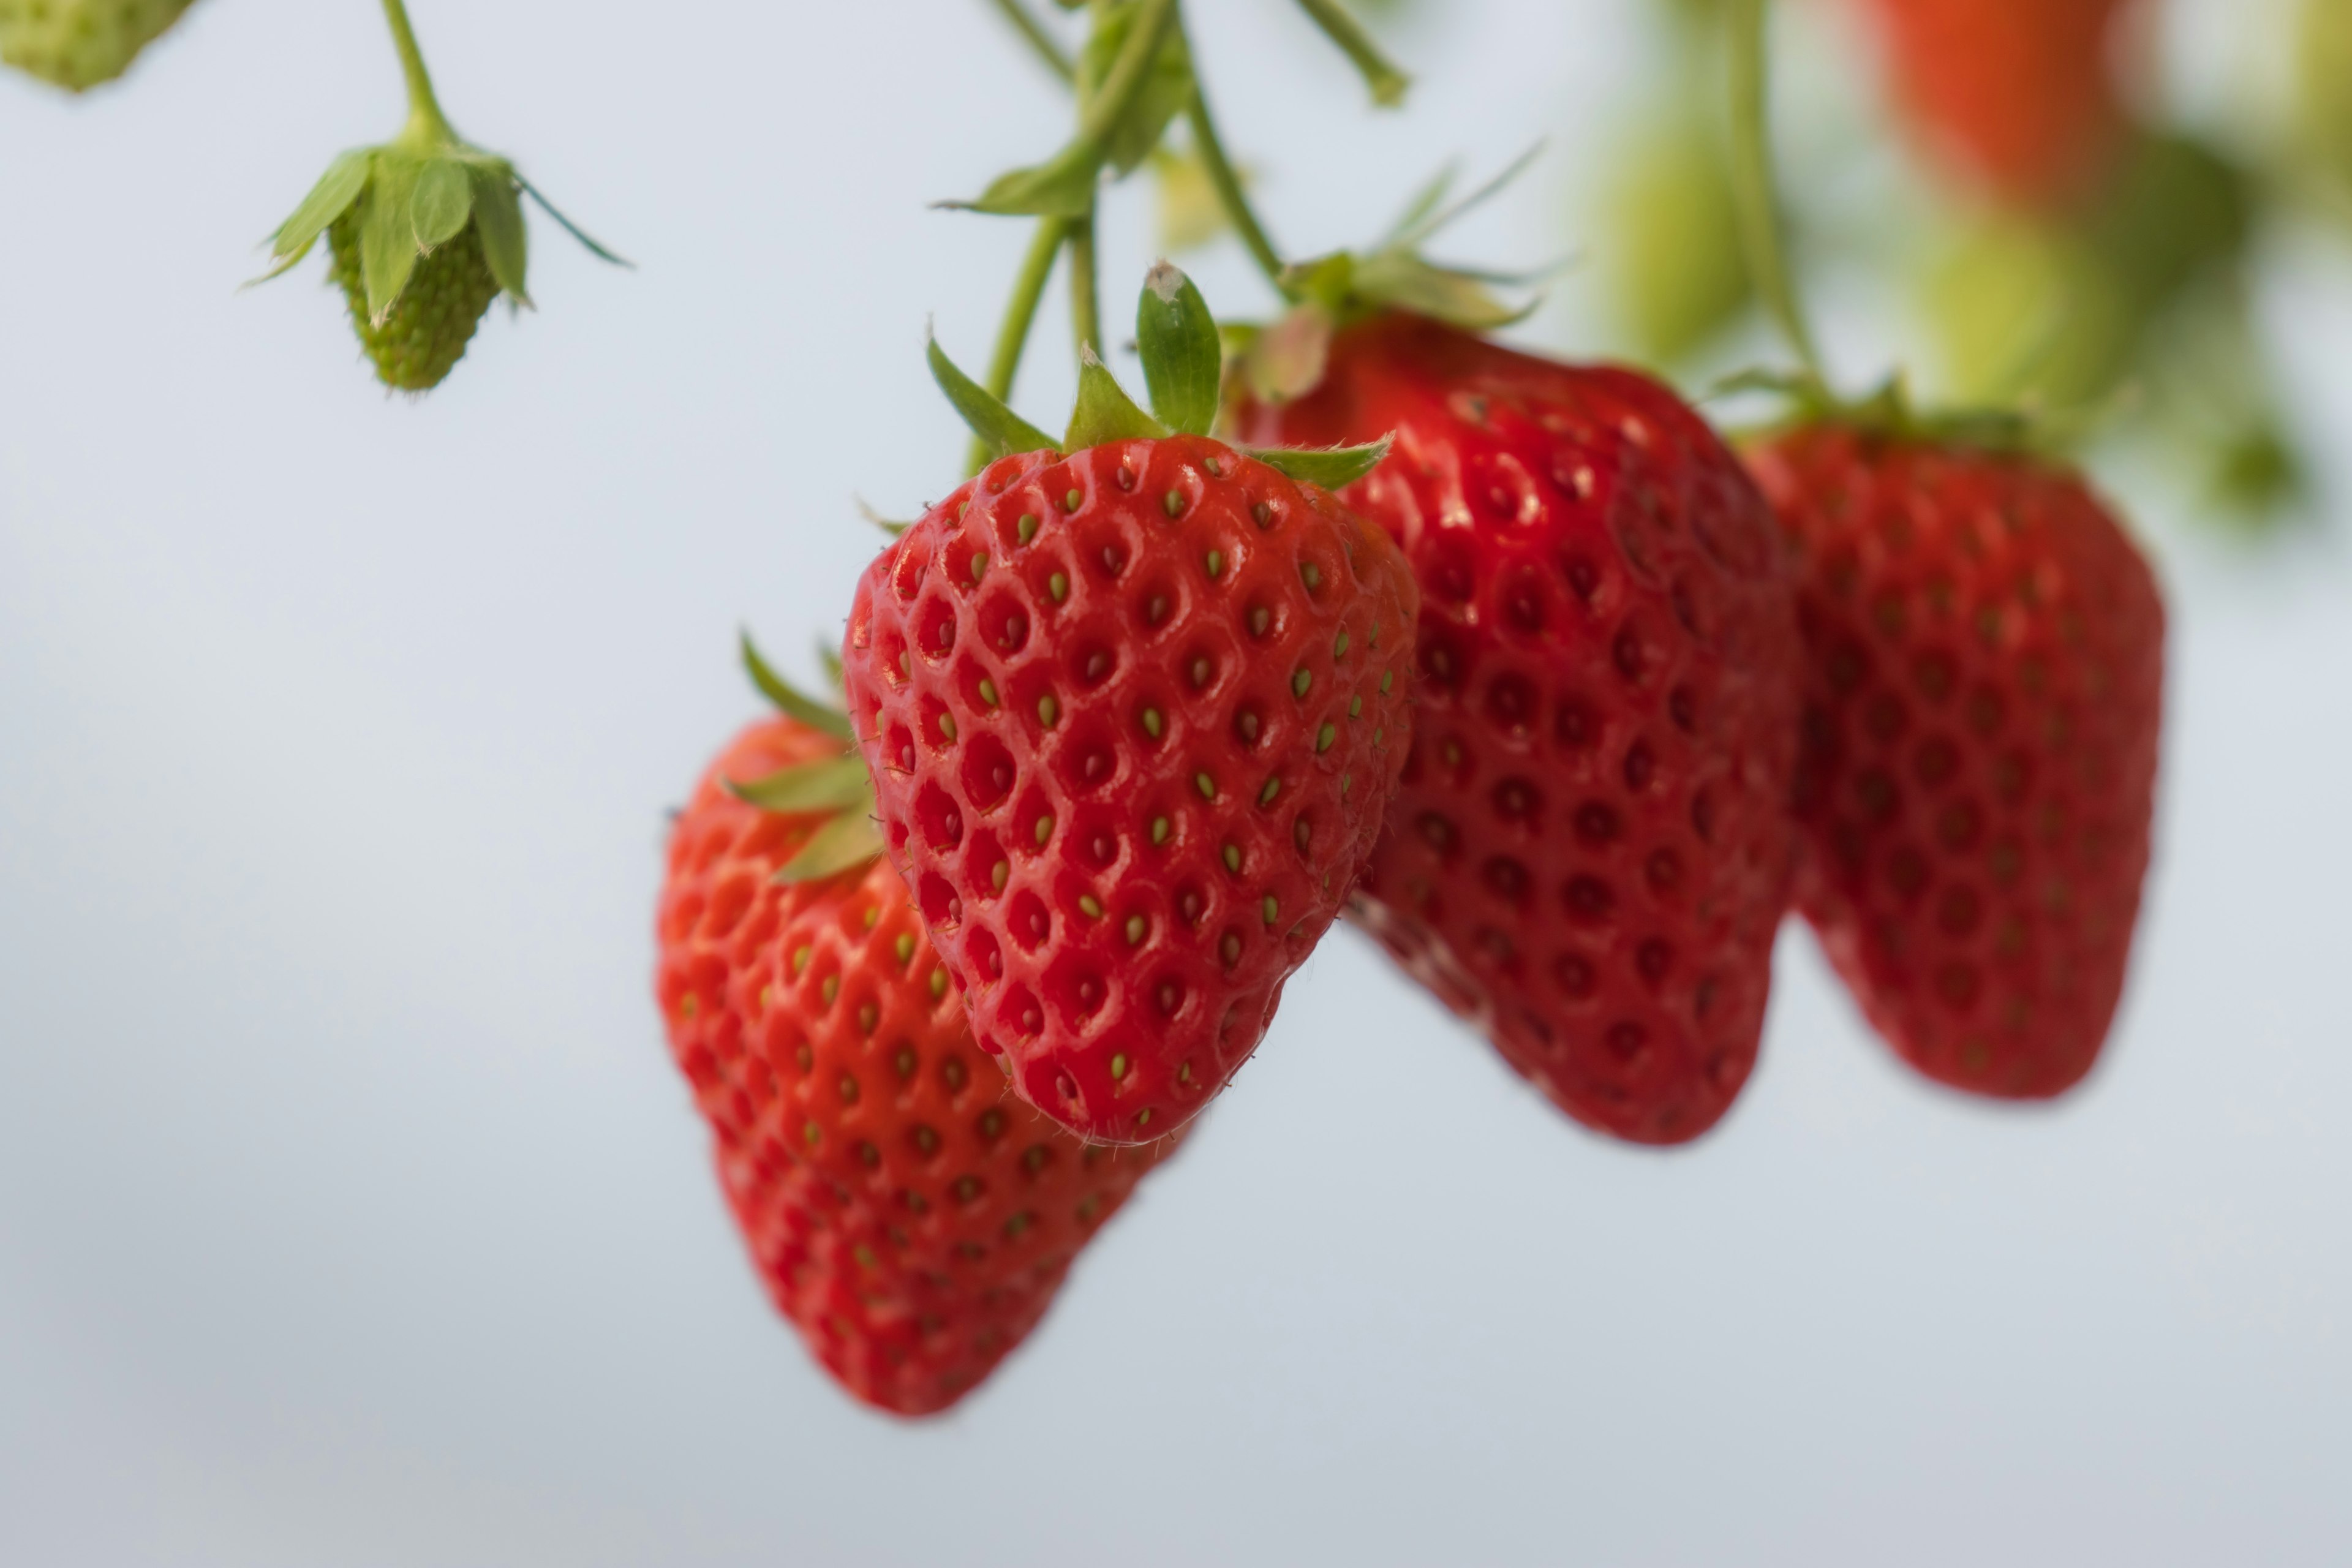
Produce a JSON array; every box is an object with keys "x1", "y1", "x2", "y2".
[
  {"x1": 360, "y1": 153, "x2": 424, "y2": 325},
  {"x1": 951, "y1": 141, "x2": 1106, "y2": 219},
  {"x1": 929, "y1": 333, "x2": 1062, "y2": 458},
  {"x1": 742, "y1": 631, "x2": 856, "y2": 742},
  {"x1": 411, "y1": 157, "x2": 476, "y2": 250},
  {"x1": 854, "y1": 497, "x2": 913, "y2": 538},
  {"x1": 1136, "y1": 260, "x2": 1219, "y2": 435},
  {"x1": 776, "y1": 811, "x2": 888, "y2": 884},
  {"x1": 518, "y1": 176, "x2": 633, "y2": 268},
  {"x1": 1236, "y1": 303, "x2": 1334, "y2": 406},
  {"x1": 257, "y1": 149, "x2": 374, "y2": 281},
  {"x1": 725, "y1": 755, "x2": 873, "y2": 813},
  {"x1": 1065, "y1": 345, "x2": 1169, "y2": 450},
  {"x1": 816, "y1": 639, "x2": 846, "y2": 693},
  {"x1": 469, "y1": 163, "x2": 530, "y2": 305},
  {"x1": 1244, "y1": 436, "x2": 1392, "y2": 490},
  {"x1": 1349, "y1": 249, "x2": 1537, "y2": 331}
]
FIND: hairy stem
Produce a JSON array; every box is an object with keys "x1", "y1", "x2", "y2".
[
  {"x1": 1183, "y1": 74, "x2": 1289, "y2": 295},
  {"x1": 986, "y1": 0, "x2": 1075, "y2": 85},
  {"x1": 1068, "y1": 204, "x2": 1102, "y2": 362},
  {"x1": 380, "y1": 0, "x2": 454, "y2": 146},
  {"x1": 966, "y1": 216, "x2": 1070, "y2": 475},
  {"x1": 1291, "y1": 0, "x2": 1408, "y2": 107},
  {"x1": 1727, "y1": 0, "x2": 1823, "y2": 383}
]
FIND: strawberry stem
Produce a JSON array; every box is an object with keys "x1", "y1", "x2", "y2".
[
  {"x1": 1292, "y1": 0, "x2": 1408, "y2": 108},
  {"x1": 967, "y1": 215, "x2": 1071, "y2": 475},
  {"x1": 986, "y1": 0, "x2": 1075, "y2": 85},
  {"x1": 1069, "y1": 205, "x2": 1102, "y2": 361},
  {"x1": 1181, "y1": 56, "x2": 1291, "y2": 295},
  {"x1": 1725, "y1": 0, "x2": 1824, "y2": 389},
  {"x1": 379, "y1": 0, "x2": 455, "y2": 149}
]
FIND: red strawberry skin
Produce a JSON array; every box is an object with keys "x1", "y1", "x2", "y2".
[
  {"x1": 1858, "y1": 0, "x2": 2129, "y2": 206},
  {"x1": 842, "y1": 437, "x2": 1419, "y2": 1145},
  {"x1": 1238, "y1": 313, "x2": 1803, "y2": 1145},
  {"x1": 1747, "y1": 426, "x2": 2163, "y2": 1096},
  {"x1": 657, "y1": 717, "x2": 1180, "y2": 1417}
]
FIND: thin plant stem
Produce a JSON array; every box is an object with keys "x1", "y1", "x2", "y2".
[
  {"x1": 1068, "y1": 204, "x2": 1102, "y2": 363},
  {"x1": 966, "y1": 216, "x2": 1069, "y2": 475},
  {"x1": 1073, "y1": 0, "x2": 1178, "y2": 153},
  {"x1": 379, "y1": 0, "x2": 454, "y2": 145},
  {"x1": 1291, "y1": 0, "x2": 1408, "y2": 107},
  {"x1": 986, "y1": 0, "x2": 1075, "y2": 85},
  {"x1": 1726, "y1": 0, "x2": 1824, "y2": 384},
  {"x1": 1183, "y1": 78, "x2": 1289, "y2": 295}
]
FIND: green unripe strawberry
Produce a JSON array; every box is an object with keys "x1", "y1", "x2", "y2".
[
  {"x1": 249, "y1": 1, "x2": 622, "y2": 394},
  {"x1": 325, "y1": 207, "x2": 502, "y2": 393},
  {"x1": 0, "y1": 0, "x2": 193, "y2": 91}
]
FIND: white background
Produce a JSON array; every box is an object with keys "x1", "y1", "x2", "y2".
[{"x1": 4, "y1": 1, "x2": 2348, "y2": 1562}]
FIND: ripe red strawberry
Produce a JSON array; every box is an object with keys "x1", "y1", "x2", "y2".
[
  {"x1": 1238, "y1": 311, "x2": 1803, "y2": 1145},
  {"x1": 1856, "y1": 0, "x2": 2130, "y2": 207},
  {"x1": 657, "y1": 704, "x2": 1181, "y2": 1416},
  {"x1": 1745, "y1": 422, "x2": 2163, "y2": 1096},
  {"x1": 839, "y1": 266, "x2": 1417, "y2": 1144},
  {"x1": 845, "y1": 435, "x2": 1417, "y2": 1143}
]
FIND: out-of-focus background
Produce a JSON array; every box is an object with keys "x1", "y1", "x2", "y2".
[{"x1": 4, "y1": 0, "x2": 2349, "y2": 1562}]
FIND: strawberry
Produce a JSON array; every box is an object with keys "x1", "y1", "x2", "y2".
[
  {"x1": 251, "y1": 1, "x2": 621, "y2": 392},
  {"x1": 1236, "y1": 311, "x2": 1801, "y2": 1145},
  {"x1": 841, "y1": 265, "x2": 1417, "y2": 1142},
  {"x1": 657, "y1": 669, "x2": 1181, "y2": 1416},
  {"x1": 0, "y1": 0, "x2": 194, "y2": 91},
  {"x1": 1745, "y1": 421, "x2": 2163, "y2": 1096},
  {"x1": 1855, "y1": 0, "x2": 2130, "y2": 208}
]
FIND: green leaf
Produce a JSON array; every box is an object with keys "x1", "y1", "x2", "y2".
[
  {"x1": 411, "y1": 157, "x2": 476, "y2": 249},
  {"x1": 725, "y1": 755, "x2": 873, "y2": 813},
  {"x1": 742, "y1": 630, "x2": 855, "y2": 742},
  {"x1": 776, "y1": 812, "x2": 887, "y2": 884},
  {"x1": 854, "y1": 497, "x2": 913, "y2": 538},
  {"x1": 469, "y1": 166, "x2": 530, "y2": 304},
  {"x1": 1245, "y1": 435, "x2": 1393, "y2": 490},
  {"x1": 1136, "y1": 260, "x2": 1220, "y2": 436},
  {"x1": 268, "y1": 148, "x2": 373, "y2": 264},
  {"x1": 928, "y1": 332, "x2": 1061, "y2": 458},
  {"x1": 1065, "y1": 345, "x2": 1169, "y2": 451},
  {"x1": 360, "y1": 154, "x2": 423, "y2": 325},
  {"x1": 952, "y1": 140, "x2": 1106, "y2": 218}
]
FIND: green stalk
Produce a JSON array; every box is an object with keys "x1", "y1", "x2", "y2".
[
  {"x1": 986, "y1": 0, "x2": 1076, "y2": 84},
  {"x1": 1726, "y1": 0, "x2": 1823, "y2": 385},
  {"x1": 380, "y1": 0, "x2": 456, "y2": 148},
  {"x1": 1077, "y1": 0, "x2": 1178, "y2": 151},
  {"x1": 965, "y1": 216, "x2": 1070, "y2": 475},
  {"x1": 1183, "y1": 75, "x2": 1290, "y2": 295},
  {"x1": 1069, "y1": 204, "x2": 1102, "y2": 361},
  {"x1": 1292, "y1": 0, "x2": 1408, "y2": 107}
]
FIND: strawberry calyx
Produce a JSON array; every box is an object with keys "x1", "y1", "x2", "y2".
[
  {"x1": 250, "y1": 0, "x2": 622, "y2": 344},
  {"x1": 729, "y1": 634, "x2": 888, "y2": 884},
  {"x1": 932, "y1": 262, "x2": 1393, "y2": 489},
  {"x1": 1227, "y1": 149, "x2": 1554, "y2": 407}
]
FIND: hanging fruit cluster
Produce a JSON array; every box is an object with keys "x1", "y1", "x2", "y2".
[
  {"x1": 9, "y1": 0, "x2": 2194, "y2": 1419},
  {"x1": 641, "y1": 0, "x2": 2165, "y2": 1418}
]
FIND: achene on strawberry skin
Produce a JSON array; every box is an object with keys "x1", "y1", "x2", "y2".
[
  {"x1": 1240, "y1": 311, "x2": 1805, "y2": 1146},
  {"x1": 658, "y1": 715, "x2": 1180, "y2": 1417},
  {"x1": 1746, "y1": 424, "x2": 2164, "y2": 1098},
  {"x1": 843, "y1": 435, "x2": 1419, "y2": 1145}
]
